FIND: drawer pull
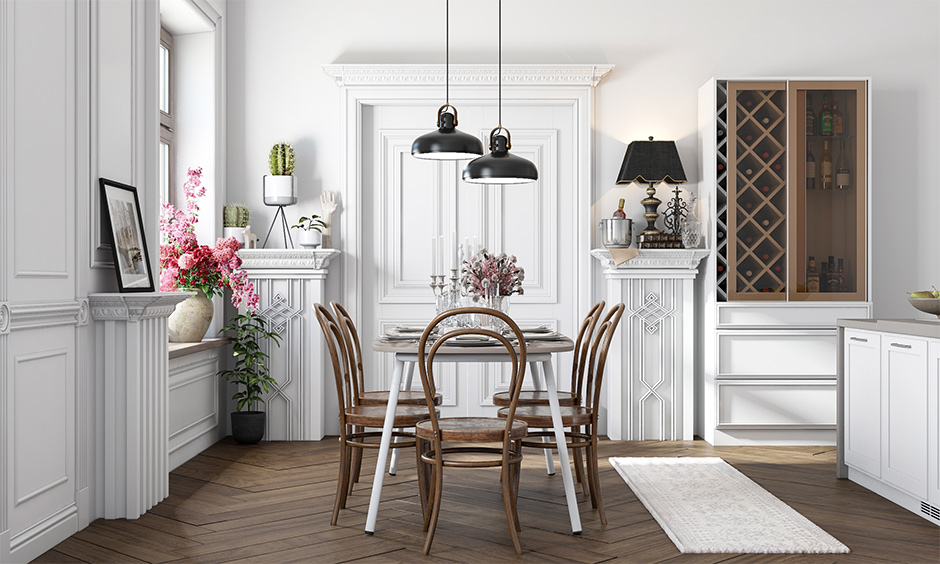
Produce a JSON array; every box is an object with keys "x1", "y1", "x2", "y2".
[
  {"x1": 849, "y1": 336, "x2": 868, "y2": 342},
  {"x1": 890, "y1": 342, "x2": 912, "y2": 349}
]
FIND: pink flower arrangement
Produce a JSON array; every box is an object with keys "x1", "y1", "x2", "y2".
[
  {"x1": 160, "y1": 167, "x2": 259, "y2": 311},
  {"x1": 461, "y1": 249, "x2": 525, "y2": 298}
]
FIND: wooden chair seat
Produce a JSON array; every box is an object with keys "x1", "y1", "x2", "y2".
[
  {"x1": 358, "y1": 390, "x2": 443, "y2": 407},
  {"x1": 492, "y1": 390, "x2": 576, "y2": 407},
  {"x1": 345, "y1": 405, "x2": 436, "y2": 428},
  {"x1": 497, "y1": 405, "x2": 592, "y2": 428},
  {"x1": 416, "y1": 417, "x2": 527, "y2": 442}
]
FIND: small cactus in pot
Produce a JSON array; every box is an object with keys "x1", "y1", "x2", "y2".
[
  {"x1": 223, "y1": 203, "x2": 250, "y2": 228},
  {"x1": 268, "y1": 142, "x2": 295, "y2": 176}
]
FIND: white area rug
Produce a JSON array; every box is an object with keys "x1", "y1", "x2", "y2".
[{"x1": 609, "y1": 457, "x2": 850, "y2": 554}]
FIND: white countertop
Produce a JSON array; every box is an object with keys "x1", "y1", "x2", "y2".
[{"x1": 838, "y1": 318, "x2": 940, "y2": 339}]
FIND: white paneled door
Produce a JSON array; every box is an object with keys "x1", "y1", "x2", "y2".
[{"x1": 361, "y1": 101, "x2": 579, "y2": 417}]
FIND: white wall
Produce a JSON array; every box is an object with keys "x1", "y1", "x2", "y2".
[{"x1": 226, "y1": 0, "x2": 940, "y2": 318}]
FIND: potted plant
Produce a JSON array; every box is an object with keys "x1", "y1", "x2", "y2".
[
  {"x1": 222, "y1": 203, "x2": 250, "y2": 244},
  {"x1": 291, "y1": 214, "x2": 327, "y2": 248},
  {"x1": 263, "y1": 142, "x2": 297, "y2": 206},
  {"x1": 217, "y1": 312, "x2": 282, "y2": 444}
]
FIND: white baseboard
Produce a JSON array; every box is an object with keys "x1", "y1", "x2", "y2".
[
  {"x1": 9, "y1": 504, "x2": 78, "y2": 564},
  {"x1": 848, "y1": 467, "x2": 940, "y2": 526}
]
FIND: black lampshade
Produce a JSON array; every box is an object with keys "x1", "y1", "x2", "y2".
[
  {"x1": 412, "y1": 107, "x2": 484, "y2": 160},
  {"x1": 462, "y1": 129, "x2": 538, "y2": 185},
  {"x1": 616, "y1": 137, "x2": 687, "y2": 185}
]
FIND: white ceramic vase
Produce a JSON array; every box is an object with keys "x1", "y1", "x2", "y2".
[
  {"x1": 222, "y1": 226, "x2": 245, "y2": 245},
  {"x1": 168, "y1": 289, "x2": 214, "y2": 343},
  {"x1": 262, "y1": 175, "x2": 297, "y2": 205},
  {"x1": 297, "y1": 229, "x2": 322, "y2": 249}
]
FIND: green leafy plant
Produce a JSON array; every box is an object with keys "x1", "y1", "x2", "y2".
[
  {"x1": 268, "y1": 142, "x2": 295, "y2": 176},
  {"x1": 223, "y1": 203, "x2": 250, "y2": 228},
  {"x1": 291, "y1": 214, "x2": 327, "y2": 233},
  {"x1": 217, "y1": 312, "x2": 282, "y2": 411}
]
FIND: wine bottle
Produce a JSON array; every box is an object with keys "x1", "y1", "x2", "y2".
[
  {"x1": 805, "y1": 92, "x2": 816, "y2": 136},
  {"x1": 819, "y1": 93, "x2": 833, "y2": 136},
  {"x1": 827, "y1": 256, "x2": 839, "y2": 292},
  {"x1": 613, "y1": 198, "x2": 627, "y2": 219},
  {"x1": 832, "y1": 94, "x2": 843, "y2": 136},
  {"x1": 836, "y1": 138, "x2": 851, "y2": 190},
  {"x1": 820, "y1": 139, "x2": 833, "y2": 190},
  {"x1": 819, "y1": 262, "x2": 829, "y2": 292},
  {"x1": 807, "y1": 256, "x2": 820, "y2": 293},
  {"x1": 806, "y1": 147, "x2": 816, "y2": 190},
  {"x1": 837, "y1": 258, "x2": 847, "y2": 292}
]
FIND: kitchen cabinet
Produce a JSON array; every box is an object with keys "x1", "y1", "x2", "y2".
[{"x1": 838, "y1": 320, "x2": 940, "y2": 525}]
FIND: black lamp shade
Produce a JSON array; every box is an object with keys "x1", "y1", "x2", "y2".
[
  {"x1": 462, "y1": 129, "x2": 538, "y2": 184},
  {"x1": 616, "y1": 137, "x2": 687, "y2": 185},
  {"x1": 412, "y1": 107, "x2": 484, "y2": 160}
]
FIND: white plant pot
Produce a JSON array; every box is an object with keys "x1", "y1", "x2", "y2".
[
  {"x1": 297, "y1": 229, "x2": 322, "y2": 249},
  {"x1": 263, "y1": 175, "x2": 297, "y2": 205},
  {"x1": 222, "y1": 226, "x2": 245, "y2": 244}
]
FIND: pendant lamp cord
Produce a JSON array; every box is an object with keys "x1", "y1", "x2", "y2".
[
  {"x1": 498, "y1": 0, "x2": 502, "y2": 128},
  {"x1": 445, "y1": 0, "x2": 449, "y2": 105}
]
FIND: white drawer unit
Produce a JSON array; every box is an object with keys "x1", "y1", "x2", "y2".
[
  {"x1": 717, "y1": 380, "x2": 837, "y2": 427},
  {"x1": 838, "y1": 323, "x2": 940, "y2": 526},
  {"x1": 718, "y1": 330, "x2": 837, "y2": 377}
]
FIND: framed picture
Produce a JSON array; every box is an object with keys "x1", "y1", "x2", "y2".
[{"x1": 100, "y1": 178, "x2": 155, "y2": 292}]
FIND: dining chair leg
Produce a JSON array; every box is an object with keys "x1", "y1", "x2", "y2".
[
  {"x1": 349, "y1": 426, "x2": 363, "y2": 494},
  {"x1": 572, "y1": 435, "x2": 589, "y2": 496},
  {"x1": 510, "y1": 458, "x2": 522, "y2": 533},
  {"x1": 590, "y1": 439, "x2": 606, "y2": 525},
  {"x1": 415, "y1": 439, "x2": 430, "y2": 521},
  {"x1": 501, "y1": 462, "x2": 523, "y2": 555},
  {"x1": 332, "y1": 441, "x2": 350, "y2": 526},
  {"x1": 422, "y1": 457, "x2": 444, "y2": 555},
  {"x1": 340, "y1": 443, "x2": 355, "y2": 510}
]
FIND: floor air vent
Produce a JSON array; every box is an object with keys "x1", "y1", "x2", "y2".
[{"x1": 921, "y1": 501, "x2": 940, "y2": 521}]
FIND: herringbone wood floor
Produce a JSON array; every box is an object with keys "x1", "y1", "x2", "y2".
[{"x1": 36, "y1": 439, "x2": 939, "y2": 563}]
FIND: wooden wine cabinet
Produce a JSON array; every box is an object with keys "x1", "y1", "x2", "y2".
[{"x1": 699, "y1": 78, "x2": 872, "y2": 446}]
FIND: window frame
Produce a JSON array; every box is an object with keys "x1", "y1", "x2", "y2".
[{"x1": 159, "y1": 27, "x2": 175, "y2": 205}]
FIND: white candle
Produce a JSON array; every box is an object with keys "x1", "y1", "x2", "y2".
[
  {"x1": 451, "y1": 229, "x2": 457, "y2": 271},
  {"x1": 472, "y1": 236, "x2": 479, "y2": 257},
  {"x1": 431, "y1": 236, "x2": 437, "y2": 275},
  {"x1": 438, "y1": 235, "x2": 444, "y2": 275}
]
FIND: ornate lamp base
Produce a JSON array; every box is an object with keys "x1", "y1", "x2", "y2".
[{"x1": 640, "y1": 182, "x2": 661, "y2": 236}]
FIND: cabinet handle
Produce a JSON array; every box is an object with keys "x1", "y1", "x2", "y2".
[
  {"x1": 890, "y1": 342, "x2": 912, "y2": 349},
  {"x1": 849, "y1": 336, "x2": 868, "y2": 342}
]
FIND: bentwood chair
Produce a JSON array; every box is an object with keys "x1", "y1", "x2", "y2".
[
  {"x1": 330, "y1": 302, "x2": 442, "y2": 488},
  {"x1": 414, "y1": 307, "x2": 529, "y2": 555},
  {"x1": 491, "y1": 300, "x2": 605, "y2": 489},
  {"x1": 314, "y1": 304, "x2": 438, "y2": 526},
  {"x1": 498, "y1": 303, "x2": 624, "y2": 525}
]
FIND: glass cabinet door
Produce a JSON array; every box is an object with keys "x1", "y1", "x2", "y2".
[
  {"x1": 788, "y1": 81, "x2": 867, "y2": 301},
  {"x1": 727, "y1": 82, "x2": 788, "y2": 300}
]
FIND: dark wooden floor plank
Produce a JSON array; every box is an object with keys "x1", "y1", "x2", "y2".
[{"x1": 37, "y1": 438, "x2": 939, "y2": 564}]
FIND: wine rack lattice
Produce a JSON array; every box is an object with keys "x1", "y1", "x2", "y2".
[
  {"x1": 730, "y1": 85, "x2": 787, "y2": 297},
  {"x1": 716, "y1": 81, "x2": 729, "y2": 301}
]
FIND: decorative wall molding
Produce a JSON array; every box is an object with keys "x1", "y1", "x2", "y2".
[
  {"x1": 590, "y1": 248, "x2": 711, "y2": 270},
  {"x1": 237, "y1": 249, "x2": 340, "y2": 271},
  {"x1": 322, "y1": 64, "x2": 614, "y2": 88},
  {"x1": 89, "y1": 292, "x2": 192, "y2": 321},
  {"x1": 0, "y1": 302, "x2": 9, "y2": 335},
  {"x1": 6, "y1": 301, "x2": 82, "y2": 332}
]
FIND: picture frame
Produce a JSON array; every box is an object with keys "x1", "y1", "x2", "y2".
[{"x1": 100, "y1": 178, "x2": 155, "y2": 292}]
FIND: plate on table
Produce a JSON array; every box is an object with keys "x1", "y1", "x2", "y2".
[
  {"x1": 396, "y1": 324, "x2": 427, "y2": 333},
  {"x1": 447, "y1": 335, "x2": 499, "y2": 347},
  {"x1": 522, "y1": 331, "x2": 566, "y2": 341},
  {"x1": 517, "y1": 325, "x2": 552, "y2": 333}
]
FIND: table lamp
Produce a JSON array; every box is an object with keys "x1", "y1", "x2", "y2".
[{"x1": 616, "y1": 136, "x2": 687, "y2": 236}]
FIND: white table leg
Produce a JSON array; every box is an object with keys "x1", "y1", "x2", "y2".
[
  {"x1": 529, "y1": 361, "x2": 555, "y2": 476},
  {"x1": 542, "y1": 358, "x2": 582, "y2": 534},
  {"x1": 388, "y1": 361, "x2": 415, "y2": 476},
  {"x1": 365, "y1": 356, "x2": 404, "y2": 534}
]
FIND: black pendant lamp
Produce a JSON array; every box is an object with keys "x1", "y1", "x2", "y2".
[
  {"x1": 412, "y1": 0, "x2": 483, "y2": 160},
  {"x1": 462, "y1": 0, "x2": 538, "y2": 184}
]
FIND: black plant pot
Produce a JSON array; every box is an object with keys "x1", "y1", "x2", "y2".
[{"x1": 231, "y1": 411, "x2": 265, "y2": 445}]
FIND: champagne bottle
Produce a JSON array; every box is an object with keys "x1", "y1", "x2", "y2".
[
  {"x1": 807, "y1": 256, "x2": 820, "y2": 293},
  {"x1": 836, "y1": 137, "x2": 851, "y2": 190},
  {"x1": 805, "y1": 92, "x2": 816, "y2": 136},
  {"x1": 827, "y1": 256, "x2": 839, "y2": 292},
  {"x1": 832, "y1": 94, "x2": 843, "y2": 136},
  {"x1": 819, "y1": 93, "x2": 833, "y2": 136},
  {"x1": 806, "y1": 147, "x2": 816, "y2": 190},
  {"x1": 837, "y1": 258, "x2": 847, "y2": 292},
  {"x1": 820, "y1": 139, "x2": 833, "y2": 189},
  {"x1": 613, "y1": 198, "x2": 627, "y2": 219}
]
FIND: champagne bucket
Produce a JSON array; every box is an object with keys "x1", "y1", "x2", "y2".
[{"x1": 599, "y1": 218, "x2": 633, "y2": 248}]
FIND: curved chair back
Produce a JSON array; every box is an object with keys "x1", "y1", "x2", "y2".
[
  {"x1": 417, "y1": 307, "x2": 527, "y2": 452},
  {"x1": 330, "y1": 301, "x2": 366, "y2": 406},
  {"x1": 571, "y1": 301, "x2": 605, "y2": 405},
  {"x1": 584, "y1": 303, "x2": 625, "y2": 426},
  {"x1": 314, "y1": 303, "x2": 354, "y2": 430}
]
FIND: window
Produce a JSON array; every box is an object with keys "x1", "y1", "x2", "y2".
[{"x1": 159, "y1": 27, "x2": 174, "y2": 205}]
